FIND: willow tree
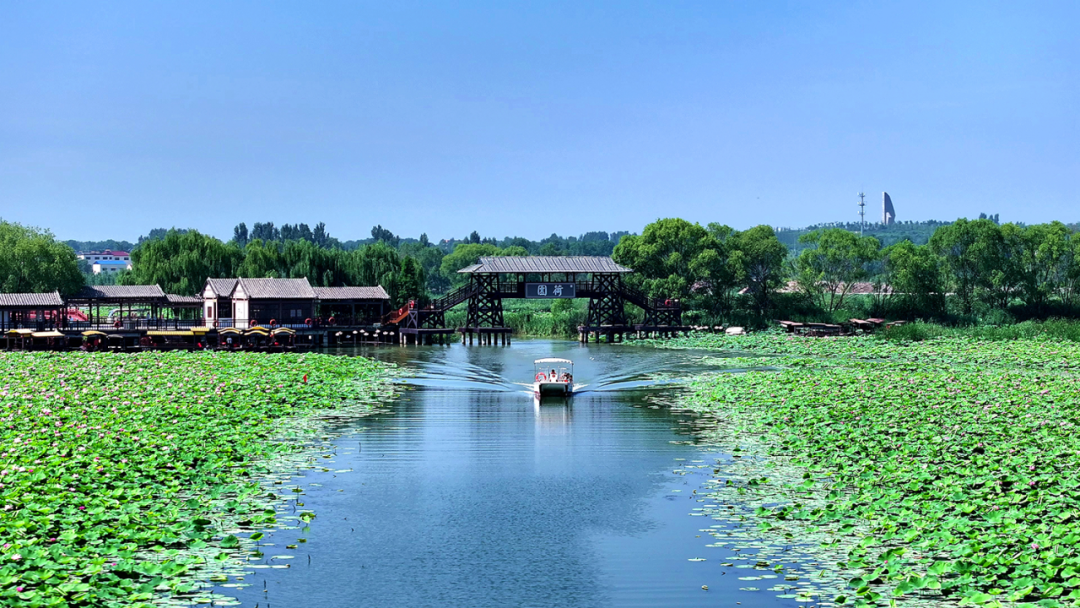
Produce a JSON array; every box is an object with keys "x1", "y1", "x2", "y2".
[
  {"x1": 0, "y1": 221, "x2": 84, "y2": 295},
  {"x1": 125, "y1": 229, "x2": 243, "y2": 295}
]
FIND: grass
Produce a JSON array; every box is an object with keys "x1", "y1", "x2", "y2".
[
  {"x1": 877, "y1": 319, "x2": 1080, "y2": 343},
  {"x1": 654, "y1": 332, "x2": 1080, "y2": 606},
  {"x1": 445, "y1": 299, "x2": 588, "y2": 338},
  {"x1": 0, "y1": 351, "x2": 395, "y2": 607}
]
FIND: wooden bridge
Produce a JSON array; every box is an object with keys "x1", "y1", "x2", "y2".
[{"x1": 386, "y1": 256, "x2": 688, "y2": 345}]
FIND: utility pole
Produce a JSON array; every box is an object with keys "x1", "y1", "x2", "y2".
[{"x1": 857, "y1": 192, "x2": 866, "y2": 235}]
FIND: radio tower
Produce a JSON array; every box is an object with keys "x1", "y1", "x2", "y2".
[{"x1": 857, "y1": 192, "x2": 866, "y2": 235}]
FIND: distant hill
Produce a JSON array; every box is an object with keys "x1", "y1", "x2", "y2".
[
  {"x1": 776, "y1": 219, "x2": 954, "y2": 252},
  {"x1": 64, "y1": 239, "x2": 136, "y2": 253}
]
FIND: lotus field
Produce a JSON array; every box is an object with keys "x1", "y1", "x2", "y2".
[
  {"x1": 665, "y1": 333, "x2": 1080, "y2": 606},
  {"x1": 0, "y1": 352, "x2": 394, "y2": 607}
]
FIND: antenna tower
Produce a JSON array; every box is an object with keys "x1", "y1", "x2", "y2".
[{"x1": 857, "y1": 192, "x2": 866, "y2": 235}]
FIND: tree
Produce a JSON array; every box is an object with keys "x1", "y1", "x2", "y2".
[
  {"x1": 439, "y1": 243, "x2": 501, "y2": 288},
  {"x1": 0, "y1": 221, "x2": 84, "y2": 296},
  {"x1": 124, "y1": 229, "x2": 243, "y2": 295},
  {"x1": 1014, "y1": 222, "x2": 1072, "y2": 312},
  {"x1": 371, "y1": 225, "x2": 399, "y2": 247},
  {"x1": 469, "y1": 231, "x2": 481, "y2": 244},
  {"x1": 233, "y1": 222, "x2": 249, "y2": 247},
  {"x1": 928, "y1": 218, "x2": 1001, "y2": 314},
  {"x1": 793, "y1": 229, "x2": 880, "y2": 312},
  {"x1": 313, "y1": 222, "x2": 329, "y2": 247},
  {"x1": 882, "y1": 241, "x2": 946, "y2": 318},
  {"x1": 251, "y1": 222, "x2": 280, "y2": 242},
  {"x1": 612, "y1": 218, "x2": 734, "y2": 304},
  {"x1": 235, "y1": 239, "x2": 284, "y2": 279},
  {"x1": 727, "y1": 225, "x2": 787, "y2": 315}
]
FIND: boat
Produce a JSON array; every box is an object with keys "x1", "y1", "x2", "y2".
[{"x1": 534, "y1": 358, "x2": 574, "y2": 397}]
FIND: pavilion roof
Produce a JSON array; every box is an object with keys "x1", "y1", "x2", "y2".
[
  {"x1": 235, "y1": 278, "x2": 316, "y2": 299},
  {"x1": 0, "y1": 291, "x2": 64, "y2": 307},
  {"x1": 165, "y1": 294, "x2": 204, "y2": 306},
  {"x1": 458, "y1": 256, "x2": 631, "y2": 274},
  {"x1": 71, "y1": 285, "x2": 166, "y2": 301},
  {"x1": 313, "y1": 286, "x2": 390, "y2": 301},
  {"x1": 205, "y1": 278, "x2": 238, "y2": 297}
]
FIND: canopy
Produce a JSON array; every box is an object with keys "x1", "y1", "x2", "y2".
[
  {"x1": 534, "y1": 358, "x2": 573, "y2": 364},
  {"x1": 81, "y1": 330, "x2": 107, "y2": 337},
  {"x1": 148, "y1": 330, "x2": 194, "y2": 337},
  {"x1": 32, "y1": 331, "x2": 65, "y2": 338}
]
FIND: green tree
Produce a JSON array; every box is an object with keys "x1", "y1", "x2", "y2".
[
  {"x1": 235, "y1": 239, "x2": 284, "y2": 279},
  {"x1": 0, "y1": 221, "x2": 84, "y2": 295},
  {"x1": 727, "y1": 225, "x2": 787, "y2": 316},
  {"x1": 612, "y1": 218, "x2": 734, "y2": 303},
  {"x1": 882, "y1": 241, "x2": 946, "y2": 318},
  {"x1": 124, "y1": 229, "x2": 243, "y2": 295},
  {"x1": 793, "y1": 228, "x2": 880, "y2": 312},
  {"x1": 1015, "y1": 222, "x2": 1072, "y2": 312},
  {"x1": 928, "y1": 218, "x2": 1001, "y2": 314},
  {"x1": 439, "y1": 243, "x2": 502, "y2": 288}
]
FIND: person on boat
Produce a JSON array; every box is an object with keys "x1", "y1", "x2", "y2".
[{"x1": 550, "y1": 369, "x2": 557, "y2": 382}]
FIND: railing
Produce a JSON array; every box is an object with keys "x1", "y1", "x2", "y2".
[{"x1": 64, "y1": 317, "x2": 210, "y2": 331}]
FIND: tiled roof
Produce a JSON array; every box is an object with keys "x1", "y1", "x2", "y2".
[
  {"x1": 236, "y1": 278, "x2": 316, "y2": 299},
  {"x1": 165, "y1": 294, "x2": 204, "y2": 305},
  {"x1": 72, "y1": 285, "x2": 166, "y2": 300},
  {"x1": 205, "y1": 278, "x2": 238, "y2": 297},
  {"x1": 459, "y1": 256, "x2": 631, "y2": 274},
  {"x1": 0, "y1": 292, "x2": 64, "y2": 307},
  {"x1": 313, "y1": 286, "x2": 390, "y2": 300}
]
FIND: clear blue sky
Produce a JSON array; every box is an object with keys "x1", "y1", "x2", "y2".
[{"x1": 1, "y1": 1, "x2": 1076, "y2": 242}]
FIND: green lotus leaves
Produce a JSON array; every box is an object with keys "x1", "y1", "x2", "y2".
[
  {"x1": 671, "y1": 332, "x2": 1080, "y2": 605},
  {"x1": 0, "y1": 351, "x2": 395, "y2": 606}
]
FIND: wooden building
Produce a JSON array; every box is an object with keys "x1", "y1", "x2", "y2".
[
  {"x1": 201, "y1": 279, "x2": 238, "y2": 328},
  {"x1": 230, "y1": 278, "x2": 316, "y2": 329},
  {"x1": 0, "y1": 292, "x2": 65, "y2": 331},
  {"x1": 66, "y1": 285, "x2": 167, "y2": 329},
  {"x1": 313, "y1": 286, "x2": 390, "y2": 325},
  {"x1": 165, "y1": 294, "x2": 206, "y2": 327}
]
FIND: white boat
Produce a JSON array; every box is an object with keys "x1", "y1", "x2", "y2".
[{"x1": 533, "y1": 358, "x2": 574, "y2": 397}]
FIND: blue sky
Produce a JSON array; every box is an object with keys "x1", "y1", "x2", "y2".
[{"x1": 1, "y1": 1, "x2": 1076, "y2": 242}]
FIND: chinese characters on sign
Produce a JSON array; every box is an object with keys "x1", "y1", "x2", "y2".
[{"x1": 525, "y1": 283, "x2": 576, "y2": 299}]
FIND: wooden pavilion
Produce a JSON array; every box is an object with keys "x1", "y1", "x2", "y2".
[
  {"x1": 67, "y1": 285, "x2": 167, "y2": 330},
  {"x1": 230, "y1": 278, "x2": 316, "y2": 329},
  {"x1": 313, "y1": 286, "x2": 390, "y2": 325},
  {"x1": 0, "y1": 292, "x2": 65, "y2": 331}
]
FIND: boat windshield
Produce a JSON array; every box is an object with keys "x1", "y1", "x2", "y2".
[{"x1": 534, "y1": 360, "x2": 573, "y2": 383}]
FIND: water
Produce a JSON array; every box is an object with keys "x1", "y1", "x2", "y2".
[{"x1": 218, "y1": 340, "x2": 801, "y2": 607}]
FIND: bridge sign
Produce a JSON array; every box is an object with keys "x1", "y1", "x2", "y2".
[{"x1": 525, "y1": 283, "x2": 576, "y2": 299}]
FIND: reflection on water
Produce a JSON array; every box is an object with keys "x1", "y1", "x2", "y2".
[{"x1": 218, "y1": 340, "x2": 797, "y2": 608}]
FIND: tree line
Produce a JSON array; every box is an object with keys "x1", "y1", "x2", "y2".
[
  {"x1": 616, "y1": 217, "x2": 1080, "y2": 326},
  {"x1": 10, "y1": 215, "x2": 1080, "y2": 329}
]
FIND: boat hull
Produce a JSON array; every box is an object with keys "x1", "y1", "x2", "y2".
[{"x1": 534, "y1": 381, "x2": 572, "y2": 396}]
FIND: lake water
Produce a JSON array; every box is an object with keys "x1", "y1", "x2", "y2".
[{"x1": 217, "y1": 339, "x2": 805, "y2": 608}]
